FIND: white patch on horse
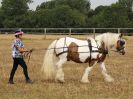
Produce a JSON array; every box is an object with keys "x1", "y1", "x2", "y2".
[{"x1": 78, "y1": 40, "x2": 89, "y2": 62}]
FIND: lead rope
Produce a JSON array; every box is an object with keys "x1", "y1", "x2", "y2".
[
  {"x1": 23, "y1": 49, "x2": 33, "y2": 64},
  {"x1": 27, "y1": 51, "x2": 32, "y2": 64}
]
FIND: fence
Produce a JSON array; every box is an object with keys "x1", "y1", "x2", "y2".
[{"x1": 0, "y1": 28, "x2": 133, "y2": 39}]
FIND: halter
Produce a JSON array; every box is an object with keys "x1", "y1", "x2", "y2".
[{"x1": 116, "y1": 39, "x2": 125, "y2": 51}]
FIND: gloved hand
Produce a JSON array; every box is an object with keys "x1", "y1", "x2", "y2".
[{"x1": 29, "y1": 48, "x2": 34, "y2": 52}]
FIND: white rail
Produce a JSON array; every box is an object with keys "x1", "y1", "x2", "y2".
[{"x1": 0, "y1": 28, "x2": 133, "y2": 39}]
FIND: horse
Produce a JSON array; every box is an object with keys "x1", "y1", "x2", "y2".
[{"x1": 42, "y1": 32, "x2": 126, "y2": 83}]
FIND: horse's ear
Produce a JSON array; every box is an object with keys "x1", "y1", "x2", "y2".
[{"x1": 119, "y1": 33, "x2": 123, "y2": 38}]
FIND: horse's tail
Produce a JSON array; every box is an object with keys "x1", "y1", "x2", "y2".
[{"x1": 41, "y1": 40, "x2": 58, "y2": 79}]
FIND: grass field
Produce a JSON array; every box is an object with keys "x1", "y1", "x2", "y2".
[{"x1": 0, "y1": 34, "x2": 133, "y2": 99}]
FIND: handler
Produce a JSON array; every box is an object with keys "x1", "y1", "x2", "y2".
[{"x1": 8, "y1": 30, "x2": 33, "y2": 84}]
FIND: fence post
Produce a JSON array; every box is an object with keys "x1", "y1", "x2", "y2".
[
  {"x1": 44, "y1": 28, "x2": 47, "y2": 39},
  {"x1": 118, "y1": 28, "x2": 120, "y2": 33},
  {"x1": 93, "y1": 28, "x2": 95, "y2": 38},
  {"x1": 69, "y1": 28, "x2": 71, "y2": 36}
]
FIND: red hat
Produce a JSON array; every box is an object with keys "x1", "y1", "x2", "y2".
[{"x1": 14, "y1": 31, "x2": 24, "y2": 36}]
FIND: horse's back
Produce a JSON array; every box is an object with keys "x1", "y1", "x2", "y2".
[{"x1": 56, "y1": 37, "x2": 88, "y2": 47}]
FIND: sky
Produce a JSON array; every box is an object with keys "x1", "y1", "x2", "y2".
[
  {"x1": 0, "y1": 0, "x2": 118, "y2": 10},
  {"x1": 90, "y1": 0, "x2": 118, "y2": 9}
]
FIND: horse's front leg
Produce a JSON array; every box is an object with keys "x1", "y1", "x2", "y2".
[
  {"x1": 100, "y1": 62, "x2": 114, "y2": 82},
  {"x1": 81, "y1": 62, "x2": 97, "y2": 83}
]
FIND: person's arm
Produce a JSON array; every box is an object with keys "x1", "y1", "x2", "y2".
[
  {"x1": 14, "y1": 39, "x2": 29, "y2": 53},
  {"x1": 17, "y1": 47, "x2": 28, "y2": 53}
]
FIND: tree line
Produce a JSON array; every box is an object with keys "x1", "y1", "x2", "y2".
[{"x1": 0, "y1": 0, "x2": 133, "y2": 28}]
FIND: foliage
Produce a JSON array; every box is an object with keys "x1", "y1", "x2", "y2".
[
  {"x1": 1, "y1": 0, "x2": 32, "y2": 27},
  {"x1": 119, "y1": 0, "x2": 133, "y2": 10},
  {"x1": 0, "y1": 0, "x2": 133, "y2": 28},
  {"x1": 37, "y1": 0, "x2": 90, "y2": 14},
  {"x1": 87, "y1": 3, "x2": 132, "y2": 28},
  {"x1": 35, "y1": 5, "x2": 86, "y2": 28},
  {"x1": 0, "y1": 8, "x2": 4, "y2": 27},
  {"x1": 1, "y1": 0, "x2": 31, "y2": 16}
]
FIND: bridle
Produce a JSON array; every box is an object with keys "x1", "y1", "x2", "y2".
[{"x1": 116, "y1": 39, "x2": 125, "y2": 52}]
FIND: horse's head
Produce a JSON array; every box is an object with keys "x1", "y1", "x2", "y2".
[
  {"x1": 95, "y1": 32, "x2": 126, "y2": 55},
  {"x1": 115, "y1": 34, "x2": 126, "y2": 55}
]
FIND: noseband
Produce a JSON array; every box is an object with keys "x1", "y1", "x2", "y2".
[{"x1": 116, "y1": 40, "x2": 125, "y2": 51}]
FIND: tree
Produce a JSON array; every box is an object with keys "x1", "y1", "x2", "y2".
[
  {"x1": 87, "y1": 6, "x2": 108, "y2": 19},
  {"x1": 94, "y1": 6, "x2": 108, "y2": 15},
  {"x1": 35, "y1": 5, "x2": 86, "y2": 28},
  {"x1": 0, "y1": 8, "x2": 4, "y2": 27},
  {"x1": 1, "y1": 0, "x2": 32, "y2": 16},
  {"x1": 55, "y1": 0, "x2": 90, "y2": 14},
  {"x1": 119, "y1": 0, "x2": 133, "y2": 11},
  {"x1": 1, "y1": 0, "x2": 32, "y2": 27},
  {"x1": 53, "y1": 5, "x2": 87, "y2": 27},
  {"x1": 36, "y1": 1, "x2": 56, "y2": 10},
  {"x1": 87, "y1": 3, "x2": 132, "y2": 28},
  {"x1": 70, "y1": 0, "x2": 90, "y2": 14},
  {"x1": 119, "y1": 0, "x2": 133, "y2": 21},
  {"x1": 37, "y1": 0, "x2": 91, "y2": 14}
]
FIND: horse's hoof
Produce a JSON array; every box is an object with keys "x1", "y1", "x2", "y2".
[
  {"x1": 80, "y1": 80, "x2": 90, "y2": 83},
  {"x1": 105, "y1": 77, "x2": 114, "y2": 82},
  {"x1": 55, "y1": 79, "x2": 65, "y2": 83}
]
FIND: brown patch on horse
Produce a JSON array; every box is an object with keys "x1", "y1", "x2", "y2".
[
  {"x1": 85, "y1": 41, "x2": 107, "y2": 66},
  {"x1": 116, "y1": 40, "x2": 121, "y2": 50},
  {"x1": 116, "y1": 40, "x2": 125, "y2": 50},
  {"x1": 67, "y1": 42, "x2": 82, "y2": 63},
  {"x1": 85, "y1": 57, "x2": 97, "y2": 66},
  {"x1": 97, "y1": 42, "x2": 107, "y2": 62},
  {"x1": 97, "y1": 54, "x2": 106, "y2": 62},
  {"x1": 85, "y1": 55, "x2": 106, "y2": 66}
]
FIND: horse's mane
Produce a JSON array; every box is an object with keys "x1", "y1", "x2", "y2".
[{"x1": 95, "y1": 32, "x2": 120, "y2": 51}]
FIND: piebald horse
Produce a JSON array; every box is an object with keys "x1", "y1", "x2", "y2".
[{"x1": 42, "y1": 33, "x2": 126, "y2": 83}]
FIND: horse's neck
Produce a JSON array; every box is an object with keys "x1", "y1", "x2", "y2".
[
  {"x1": 96, "y1": 40, "x2": 103, "y2": 48},
  {"x1": 89, "y1": 38, "x2": 98, "y2": 47},
  {"x1": 95, "y1": 33, "x2": 119, "y2": 51}
]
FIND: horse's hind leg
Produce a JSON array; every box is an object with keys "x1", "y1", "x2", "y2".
[
  {"x1": 55, "y1": 58, "x2": 67, "y2": 83},
  {"x1": 81, "y1": 62, "x2": 97, "y2": 83},
  {"x1": 100, "y1": 62, "x2": 114, "y2": 82}
]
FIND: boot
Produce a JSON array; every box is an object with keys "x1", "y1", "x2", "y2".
[
  {"x1": 26, "y1": 79, "x2": 33, "y2": 84},
  {"x1": 8, "y1": 79, "x2": 14, "y2": 84}
]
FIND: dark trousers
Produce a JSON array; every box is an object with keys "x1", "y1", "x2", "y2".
[{"x1": 9, "y1": 58, "x2": 30, "y2": 81}]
